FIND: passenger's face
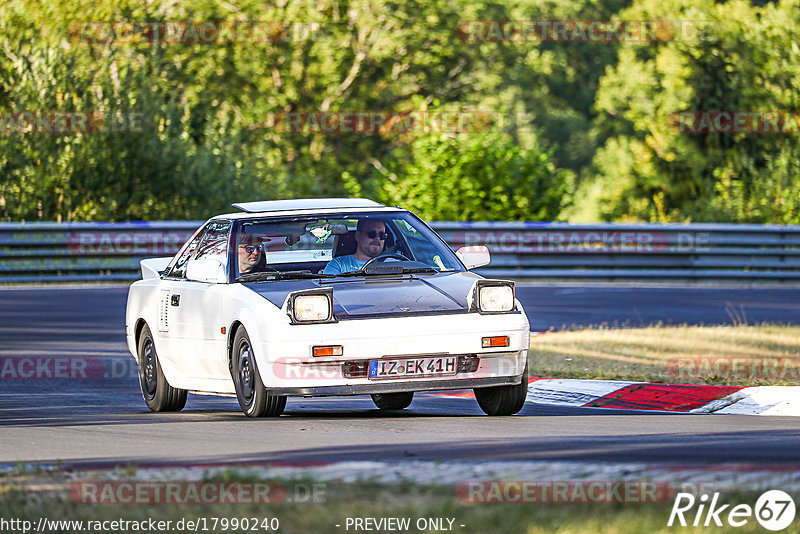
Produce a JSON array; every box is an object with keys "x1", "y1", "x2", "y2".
[
  {"x1": 355, "y1": 221, "x2": 386, "y2": 259},
  {"x1": 238, "y1": 242, "x2": 262, "y2": 272}
]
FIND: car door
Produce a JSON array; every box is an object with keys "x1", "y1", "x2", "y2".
[
  {"x1": 155, "y1": 225, "x2": 206, "y2": 377},
  {"x1": 169, "y1": 220, "x2": 232, "y2": 386}
]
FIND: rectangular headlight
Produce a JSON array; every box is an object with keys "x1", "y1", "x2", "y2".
[
  {"x1": 470, "y1": 280, "x2": 515, "y2": 313},
  {"x1": 286, "y1": 288, "x2": 335, "y2": 324},
  {"x1": 295, "y1": 295, "x2": 330, "y2": 322},
  {"x1": 479, "y1": 285, "x2": 514, "y2": 312}
]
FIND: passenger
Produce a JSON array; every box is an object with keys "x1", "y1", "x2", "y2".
[{"x1": 237, "y1": 233, "x2": 264, "y2": 274}]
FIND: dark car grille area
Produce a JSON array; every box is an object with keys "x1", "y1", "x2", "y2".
[
  {"x1": 341, "y1": 355, "x2": 481, "y2": 378},
  {"x1": 458, "y1": 355, "x2": 481, "y2": 373},
  {"x1": 341, "y1": 361, "x2": 369, "y2": 378}
]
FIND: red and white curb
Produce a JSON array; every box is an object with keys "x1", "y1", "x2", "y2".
[
  {"x1": 431, "y1": 378, "x2": 800, "y2": 416},
  {"x1": 693, "y1": 386, "x2": 800, "y2": 416}
]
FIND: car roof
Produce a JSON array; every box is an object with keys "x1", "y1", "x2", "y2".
[
  {"x1": 215, "y1": 198, "x2": 404, "y2": 220},
  {"x1": 233, "y1": 198, "x2": 383, "y2": 213}
]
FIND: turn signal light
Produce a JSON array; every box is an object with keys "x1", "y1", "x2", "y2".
[
  {"x1": 482, "y1": 336, "x2": 509, "y2": 348},
  {"x1": 313, "y1": 345, "x2": 343, "y2": 357}
]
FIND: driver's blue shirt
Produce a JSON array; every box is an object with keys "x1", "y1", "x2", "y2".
[{"x1": 322, "y1": 255, "x2": 367, "y2": 275}]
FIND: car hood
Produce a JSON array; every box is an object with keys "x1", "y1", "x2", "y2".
[{"x1": 243, "y1": 271, "x2": 481, "y2": 319}]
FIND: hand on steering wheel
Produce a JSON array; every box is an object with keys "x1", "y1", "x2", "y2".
[{"x1": 361, "y1": 253, "x2": 411, "y2": 270}]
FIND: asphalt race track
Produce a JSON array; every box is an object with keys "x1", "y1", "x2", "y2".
[
  {"x1": 515, "y1": 285, "x2": 800, "y2": 330},
  {"x1": 1, "y1": 284, "x2": 799, "y2": 469}
]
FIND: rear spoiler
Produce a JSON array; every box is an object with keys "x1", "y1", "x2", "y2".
[{"x1": 140, "y1": 257, "x2": 172, "y2": 280}]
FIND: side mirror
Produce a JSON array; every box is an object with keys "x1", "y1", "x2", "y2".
[
  {"x1": 186, "y1": 257, "x2": 228, "y2": 284},
  {"x1": 455, "y1": 245, "x2": 490, "y2": 270},
  {"x1": 140, "y1": 257, "x2": 172, "y2": 280}
]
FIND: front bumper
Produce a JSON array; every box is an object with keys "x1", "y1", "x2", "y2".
[
  {"x1": 267, "y1": 373, "x2": 524, "y2": 396},
  {"x1": 256, "y1": 311, "x2": 530, "y2": 393}
]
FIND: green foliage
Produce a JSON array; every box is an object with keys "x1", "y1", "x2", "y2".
[
  {"x1": 576, "y1": 0, "x2": 800, "y2": 223},
  {"x1": 0, "y1": 0, "x2": 264, "y2": 221},
  {"x1": 348, "y1": 129, "x2": 570, "y2": 221},
  {"x1": 1, "y1": 0, "x2": 798, "y2": 223},
  {"x1": 2, "y1": 0, "x2": 564, "y2": 221}
]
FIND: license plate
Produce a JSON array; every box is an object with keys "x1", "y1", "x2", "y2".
[{"x1": 368, "y1": 356, "x2": 458, "y2": 380}]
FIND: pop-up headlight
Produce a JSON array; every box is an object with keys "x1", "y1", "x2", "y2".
[
  {"x1": 469, "y1": 280, "x2": 515, "y2": 314},
  {"x1": 286, "y1": 288, "x2": 335, "y2": 324}
]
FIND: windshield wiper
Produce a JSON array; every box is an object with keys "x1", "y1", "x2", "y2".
[
  {"x1": 335, "y1": 265, "x2": 438, "y2": 277},
  {"x1": 400, "y1": 266, "x2": 438, "y2": 274},
  {"x1": 236, "y1": 270, "x2": 335, "y2": 282}
]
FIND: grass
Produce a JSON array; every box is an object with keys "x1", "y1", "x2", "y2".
[
  {"x1": 0, "y1": 474, "x2": 784, "y2": 534},
  {"x1": 528, "y1": 324, "x2": 800, "y2": 385}
]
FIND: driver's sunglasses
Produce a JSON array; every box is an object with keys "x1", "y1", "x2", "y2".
[
  {"x1": 240, "y1": 244, "x2": 263, "y2": 253},
  {"x1": 365, "y1": 230, "x2": 388, "y2": 240}
]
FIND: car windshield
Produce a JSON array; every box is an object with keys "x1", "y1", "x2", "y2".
[{"x1": 233, "y1": 211, "x2": 463, "y2": 279}]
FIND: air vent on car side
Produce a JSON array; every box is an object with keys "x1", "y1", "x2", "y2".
[{"x1": 159, "y1": 290, "x2": 170, "y2": 332}]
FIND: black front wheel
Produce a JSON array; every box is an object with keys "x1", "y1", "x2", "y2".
[
  {"x1": 371, "y1": 392, "x2": 414, "y2": 411},
  {"x1": 474, "y1": 363, "x2": 528, "y2": 416},
  {"x1": 231, "y1": 327, "x2": 286, "y2": 417},
  {"x1": 137, "y1": 324, "x2": 187, "y2": 412}
]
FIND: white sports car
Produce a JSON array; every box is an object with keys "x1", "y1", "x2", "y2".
[{"x1": 125, "y1": 198, "x2": 530, "y2": 417}]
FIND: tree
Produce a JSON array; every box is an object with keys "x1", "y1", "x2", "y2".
[
  {"x1": 345, "y1": 128, "x2": 570, "y2": 221},
  {"x1": 576, "y1": 0, "x2": 800, "y2": 223}
]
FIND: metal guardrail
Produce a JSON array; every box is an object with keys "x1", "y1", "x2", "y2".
[
  {"x1": 1, "y1": 221, "x2": 799, "y2": 282},
  {"x1": 0, "y1": 222, "x2": 198, "y2": 283},
  {"x1": 435, "y1": 222, "x2": 800, "y2": 281}
]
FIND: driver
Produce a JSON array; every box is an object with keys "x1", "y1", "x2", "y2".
[{"x1": 323, "y1": 219, "x2": 387, "y2": 275}]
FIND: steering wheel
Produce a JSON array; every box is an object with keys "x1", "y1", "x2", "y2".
[{"x1": 361, "y1": 253, "x2": 411, "y2": 270}]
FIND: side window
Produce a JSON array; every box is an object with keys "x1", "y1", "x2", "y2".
[
  {"x1": 393, "y1": 219, "x2": 430, "y2": 260},
  {"x1": 166, "y1": 221, "x2": 230, "y2": 279},
  {"x1": 166, "y1": 229, "x2": 205, "y2": 279},
  {"x1": 393, "y1": 219, "x2": 458, "y2": 270},
  {"x1": 194, "y1": 221, "x2": 231, "y2": 264}
]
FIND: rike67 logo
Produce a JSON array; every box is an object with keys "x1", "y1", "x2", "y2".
[{"x1": 668, "y1": 490, "x2": 796, "y2": 531}]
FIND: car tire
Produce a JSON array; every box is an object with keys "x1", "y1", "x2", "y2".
[
  {"x1": 371, "y1": 392, "x2": 414, "y2": 410},
  {"x1": 474, "y1": 362, "x2": 528, "y2": 416},
  {"x1": 231, "y1": 327, "x2": 286, "y2": 418},
  {"x1": 137, "y1": 324, "x2": 187, "y2": 412}
]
